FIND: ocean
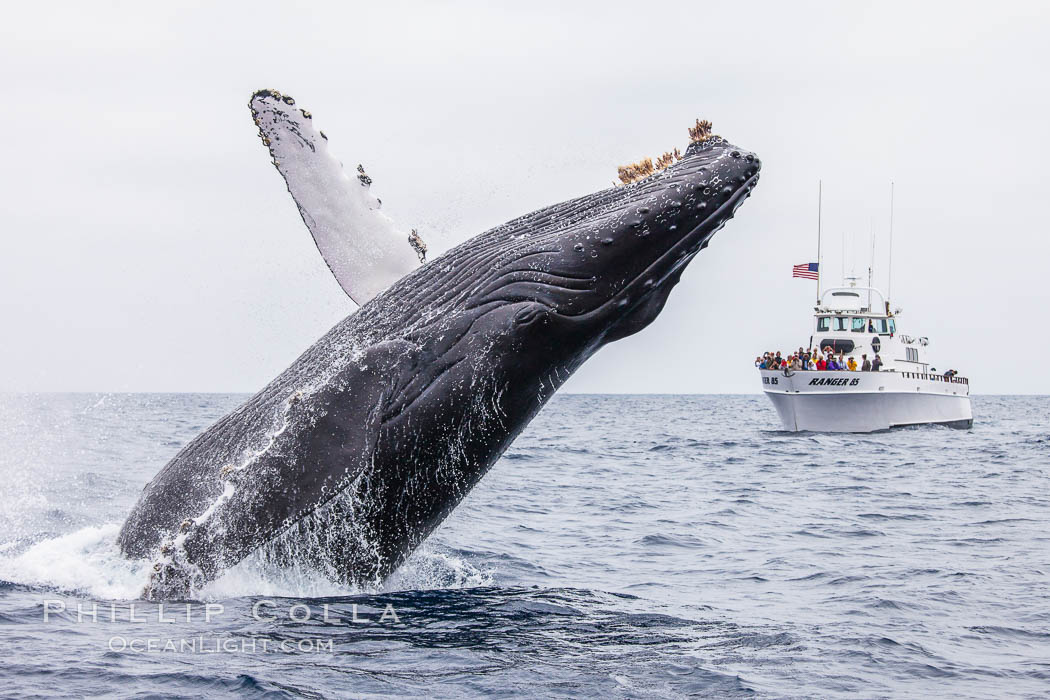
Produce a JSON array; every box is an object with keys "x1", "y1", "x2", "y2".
[{"x1": 0, "y1": 393, "x2": 1047, "y2": 698}]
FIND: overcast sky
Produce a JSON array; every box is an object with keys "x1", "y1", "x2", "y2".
[{"x1": 1, "y1": 1, "x2": 1047, "y2": 394}]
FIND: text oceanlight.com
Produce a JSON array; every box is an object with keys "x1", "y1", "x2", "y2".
[{"x1": 108, "y1": 637, "x2": 335, "y2": 653}]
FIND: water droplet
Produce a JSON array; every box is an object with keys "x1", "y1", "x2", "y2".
[
  {"x1": 602, "y1": 237, "x2": 614, "y2": 246},
  {"x1": 573, "y1": 243, "x2": 584, "y2": 252},
  {"x1": 637, "y1": 207, "x2": 650, "y2": 214},
  {"x1": 590, "y1": 250, "x2": 599, "y2": 258}
]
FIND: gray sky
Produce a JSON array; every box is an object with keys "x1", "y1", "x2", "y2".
[{"x1": 1, "y1": 1, "x2": 1047, "y2": 394}]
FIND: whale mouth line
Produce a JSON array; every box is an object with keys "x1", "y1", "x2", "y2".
[
  {"x1": 643, "y1": 171, "x2": 761, "y2": 288},
  {"x1": 560, "y1": 170, "x2": 760, "y2": 322}
]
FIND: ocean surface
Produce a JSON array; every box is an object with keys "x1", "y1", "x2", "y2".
[{"x1": 0, "y1": 393, "x2": 1047, "y2": 698}]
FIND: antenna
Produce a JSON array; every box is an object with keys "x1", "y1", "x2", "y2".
[
  {"x1": 841, "y1": 230, "x2": 846, "y2": 286},
  {"x1": 868, "y1": 219, "x2": 875, "y2": 309},
  {"x1": 816, "y1": 180, "x2": 822, "y2": 304},
  {"x1": 887, "y1": 182, "x2": 895, "y2": 302}
]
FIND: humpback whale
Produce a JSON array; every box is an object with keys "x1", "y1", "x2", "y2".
[{"x1": 118, "y1": 92, "x2": 761, "y2": 598}]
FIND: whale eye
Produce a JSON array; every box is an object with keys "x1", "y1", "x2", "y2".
[{"x1": 514, "y1": 304, "x2": 551, "y2": 326}]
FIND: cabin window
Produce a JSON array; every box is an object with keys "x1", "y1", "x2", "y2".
[
  {"x1": 905, "y1": 347, "x2": 919, "y2": 362},
  {"x1": 851, "y1": 317, "x2": 866, "y2": 333},
  {"x1": 820, "y1": 339, "x2": 855, "y2": 354},
  {"x1": 888, "y1": 319, "x2": 896, "y2": 335},
  {"x1": 817, "y1": 317, "x2": 831, "y2": 332},
  {"x1": 871, "y1": 318, "x2": 888, "y2": 334},
  {"x1": 833, "y1": 317, "x2": 848, "y2": 331}
]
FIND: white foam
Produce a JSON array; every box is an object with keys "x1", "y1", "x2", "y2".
[
  {"x1": 384, "y1": 546, "x2": 495, "y2": 592},
  {"x1": 1, "y1": 524, "x2": 494, "y2": 600},
  {"x1": 0, "y1": 523, "x2": 151, "y2": 599}
]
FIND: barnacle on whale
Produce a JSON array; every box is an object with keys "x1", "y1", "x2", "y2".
[
  {"x1": 618, "y1": 119, "x2": 711, "y2": 185},
  {"x1": 617, "y1": 157, "x2": 655, "y2": 185},
  {"x1": 356, "y1": 164, "x2": 372, "y2": 187},
  {"x1": 688, "y1": 118, "x2": 713, "y2": 143},
  {"x1": 654, "y1": 148, "x2": 682, "y2": 171},
  {"x1": 408, "y1": 229, "x2": 427, "y2": 264}
]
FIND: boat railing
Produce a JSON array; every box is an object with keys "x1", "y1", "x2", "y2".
[{"x1": 899, "y1": 370, "x2": 968, "y2": 385}]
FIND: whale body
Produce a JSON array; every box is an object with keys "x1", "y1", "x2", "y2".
[{"x1": 117, "y1": 111, "x2": 761, "y2": 598}]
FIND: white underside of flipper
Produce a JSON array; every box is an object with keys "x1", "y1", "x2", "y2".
[{"x1": 250, "y1": 90, "x2": 424, "y2": 305}]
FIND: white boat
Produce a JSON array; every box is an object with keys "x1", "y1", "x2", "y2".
[{"x1": 758, "y1": 285, "x2": 972, "y2": 432}]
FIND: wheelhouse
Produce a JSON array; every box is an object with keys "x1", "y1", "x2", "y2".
[{"x1": 808, "y1": 286, "x2": 926, "y2": 372}]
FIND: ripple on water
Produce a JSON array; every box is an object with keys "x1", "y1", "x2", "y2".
[{"x1": 0, "y1": 394, "x2": 1048, "y2": 698}]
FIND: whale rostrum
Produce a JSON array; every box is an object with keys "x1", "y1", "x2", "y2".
[{"x1": 117, "y1": 93, "x2": 761, "y2": 598}]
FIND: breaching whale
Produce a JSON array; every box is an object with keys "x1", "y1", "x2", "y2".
[{"x1": 117, "y1": 92, "x2": 761, "y2": 598}]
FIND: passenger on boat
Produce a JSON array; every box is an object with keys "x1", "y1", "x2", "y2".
[
  {"x1": 872, "y1": 355, "x2": 883, "y2": 372},
  {"x1": 861, "y1": 354, "x2": 871, "y2": 371},
  {"x1": 816, "y1": 356, "x2": 827, "y2": 371},
  {"x1": 846, "y1": 356, "x2": 858, "y2": 371}
]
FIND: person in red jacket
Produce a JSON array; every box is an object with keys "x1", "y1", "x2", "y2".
[{"x1": 817, "y1": 356, "x2": 827, "y2": 371}]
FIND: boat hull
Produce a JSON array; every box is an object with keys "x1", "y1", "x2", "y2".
[{"x1": 759, "y1": 369, "x2": 972, "y2": 433}]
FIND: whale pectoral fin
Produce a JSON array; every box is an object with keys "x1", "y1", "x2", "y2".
[
  {"x1": 322, "y1": 339, "x2": 425, "y2": 458},
  {"x1": 249, "y1": 90, "x2": 424, "y2": 304}
]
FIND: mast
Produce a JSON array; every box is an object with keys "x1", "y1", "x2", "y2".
[
  {"x1": 887, "y1": 181, "x2": 895, "y2": 303},
  {"x1": 841, "y1": 230, "x2": 846, "y2": 286},
  {"x1": 816, "y1": 180, "x2": 822, "y2": 304},
  {"x1": 867, "y1": 219, "x2": 875, "y2": 309}
]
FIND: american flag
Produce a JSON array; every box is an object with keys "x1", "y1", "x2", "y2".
[{"x1": 792, "y1": 262, "x2": 819, "y2": 280}]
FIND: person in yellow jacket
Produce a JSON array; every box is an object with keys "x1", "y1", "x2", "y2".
[{"x1": 847, "y1": 356, "x2": 859, "y2": 371}]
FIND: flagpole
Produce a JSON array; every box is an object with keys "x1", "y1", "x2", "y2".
[{"x1": 816, "y1": 180, "x2": 822, "y2": 304}]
